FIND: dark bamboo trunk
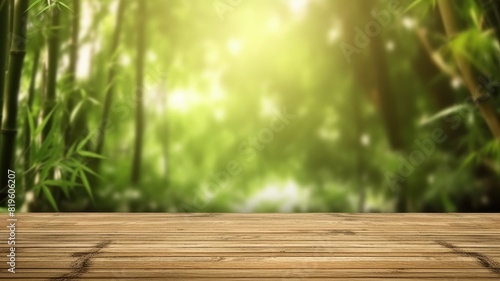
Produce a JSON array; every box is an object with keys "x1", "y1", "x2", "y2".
[
  {"x1": 63, "y1": 0, "x2": 80, "y2": 149},
  {"x1": 23, "y1": 50, "x2": 40, "y2": 192},
  {"x1": 8, "y1": 0, "x2": 13, "y2": 33},
  {"x1": 341, "y1": 1, "x2": 407, "y2": 211},
  {"x1": 42, "y1": 7, "x2": 61, "y2": 141},
  {"x1": 413, "y1": 8, "x2": 467, "y2": 151},
  {"x1": 439, "y1": 0, "x2": 500, "y2": 139},
  {"x1": 0, "y1": 0, "x2": 29, "y2": 204},
  {"x1": 479, "y1": 0, "x2": 500, "y2": 43},
  {"x1": 131, "y1": 1, "x2": 147, "y2": 184},
  {"x1": 93, "y1": 0, "x2": 126, "y2": 167},
  {"x1": 0, "y1": 0, "x2": 10, "y2": 129}
]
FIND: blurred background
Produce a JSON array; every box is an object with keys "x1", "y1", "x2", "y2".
[{"x1": 1, "y1": 0, "x2": 500, "y2": 212}]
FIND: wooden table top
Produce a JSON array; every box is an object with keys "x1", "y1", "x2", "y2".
[{"x1": 1, "y1": 213, "x2": 500, "y2": 280}]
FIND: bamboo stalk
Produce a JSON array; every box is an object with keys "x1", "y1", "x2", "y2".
[
  {"x1": 42, "y1": 5, "x2": 60, "y2": 141},
  {"x1": 131, "y1": 0, "x2": 147, "y2": 184},
  {"x1": 8, "y1": 0, "x2": 13, "y2": 34},
  {"x1": 0, "y1": 0, "x2": 9, "y2": 130},
  {"x1": 23, "y1": 50, "x2": 40, "y2": 192},
  {"x1": 438, "y1": 0, "x2": 500, "y2": 139},
  {"x1": 93, "y1": 0, "x2": 126, "y2": 166},
  {"x1": 479, "y1": 0, "x2": 500, "y2": 43},
  {"x1": 0, "y1": 0, "x2": 29, "y2": 203},
  {"x1": 63, "y1": 0, "x2": 80, "y2": 149}
]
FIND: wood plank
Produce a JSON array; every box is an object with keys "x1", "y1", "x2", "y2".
[{"x1": 1, "y1": 213, "x2": 500, "y2": 280}]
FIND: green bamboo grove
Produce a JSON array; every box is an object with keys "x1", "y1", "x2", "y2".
[
  {"x1": 1, "y1": 0, "x2": 500, "y2": 212},
  {"x1": 1, "y1": 0, "x2": 29, "y2": 205}
]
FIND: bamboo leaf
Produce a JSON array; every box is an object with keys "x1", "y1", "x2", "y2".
[
  {"x1": 79, "y1": 169, "x2": 94, "y2": 201},
  {"x1": 36, "y1": 4, "x2": 54, "y2": 16},
  {"x1": 77, "y1": 133, "x2": 94, "y2": 151},
  {"x1": 403, "y1": 0, "x2": 424, "y2": 13},
  {"x1": 79, "y1": 164, "x2": 103, "y2": 180},
  {"x1": 26, "y1": 107, "x2": 35, "y2": 139},
  {"x1": 22, "y1": 164, "x2": 38, "y2": 177},
  {"x1": 34, "y1": 106, "x2": 57, "y2": 137},
  {"x1": 56, "y1": 1, "x2": 74, "y2": 12},
  {"x1": 78, "y1": 150, "x2": 105, "y2": 159},
  {"x1": 66, "y1": 142, "x2": 77, "y2": 158},
  {"x1": 87, "y1": 96, "x2": 100, "y2": 105},
  {"x1": 26, "y1": 0, "x2": 44, "y2": 12},
  {"x1": 70, "y1": 99, "x2": 84, "y2": 124},
  {"x1": 70, "y1": 167, "x2": 79, "y2": 186},
  {"x1": 42, "y1": 185, "x2": 59, "y2": 211},
  {"x1": 419, "y1": 104, "x2": 469, "y2": 126},
  {"x1": 43, "y1": 180, "x2": 74, "y2": 186},
  {"x1": 460, "y1": 153, "x2": 477, "y2": 171}
]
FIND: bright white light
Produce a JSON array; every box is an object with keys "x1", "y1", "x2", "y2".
[
  {"x1": 76, "y1": 43, "x2": 92, "y2": 79},
  {"x1": 288, "y1": 0, "x2": 308, "y2": 16},
  {"x1": 451, "y1": 77, "x2": 462, "y2": 89},
  {"x1": 74, "y1": 0, "x2": 95, "y2": 79},
  {"x1": 214, "y1": 109, "x2": 225, "y2": 121},
  {"x1": 360, "y1": 133, "x2": 370, "y2": 147},
  {"x1": 402, "y1": 17, "x2": 415, "y2": 30},
  {"x1": 261, "y1": 98, "x2": 277, "y2": 117},
  {"x1": 79, "y1": 0, "x2": 95, "y2": 42},
  {"x1": 268, "y1": 15, "x2": 281, "y2": 32},
  {"x1": 147, "y1": 51, "x2": 157, "y2": 62},
  {"x1": 120, "y1": 54, "x2": 131, "y2": 66},
  {"x1": 227, "y1": 38, "x2": 242, "y2": 55},
  {"x1": 167, "y1": 88, "x2": 202, "y2": 112},
  {"x1": 210, "y1": 83, "x2": 225, "y2": 101},
  {"x1": 235, "y1": 180, "x2": 310, "y2": 212},
  {"x1": 327, "y1": 27, "x2": 340, "y2": 45},
  {"x1": 168, "y1": 89, "x2": 189, "y2": 112},
  {"x1": 386, "y1": 40, "x2": 395, "y2": 52},
  {"x1": 318, "y1": 127, "x2": 339, "y2": 142}
]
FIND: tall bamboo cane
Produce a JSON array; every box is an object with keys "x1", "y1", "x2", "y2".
[
  {"x1": 8, "y1": 0, "x2": 13, "y2": 34},
  {"x1": 438, "y1": 0, "x2": 500, "y2": 139},
  {"x1": 93, "y1": 0, "x2": 126, "y2": 168},
  {"x1": 131, "y1": 0, "x2": 147, "y2": 184},
  {"x1": 0, "y1": 0, "x2": 10, "y2": 135},
  {"x1": 63, "y1": 0, "x2": 80, "y2": 149},
  {"x1": 23, "y1": 50, "x2": 40, "y2": 192},
  {"x1": 42, "y1": 5, "x2": 60, "y2": 142},
  {"x1": 0, "y1": 0, "x2": 29, "y2": 204}
]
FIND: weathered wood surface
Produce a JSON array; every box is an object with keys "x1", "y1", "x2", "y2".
[{"x1": 1, "y1": 213, "x2": 500, "y2": 280}]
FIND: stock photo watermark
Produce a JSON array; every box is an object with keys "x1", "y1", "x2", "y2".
[
  {"x1": 6, "y1": 170, "x2": 17, "y2": 273},
  {"x1": 385, "y1": 73, "x2": 500, "y2": 188},
  {"x1": 339, "y1": 0, "x2": 410, "y2": 63},
  {"x1": 213, "y1": 0, "x2": 244, "y2": 20}
]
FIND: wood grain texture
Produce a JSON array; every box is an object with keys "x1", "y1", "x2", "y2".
[{"x1": 1, "y1": 213, "x2": 499, "y2": 280}]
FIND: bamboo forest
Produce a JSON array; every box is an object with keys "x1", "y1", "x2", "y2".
[{"x1": 0, "y1": 0, "x2": 499, "y2": 213}]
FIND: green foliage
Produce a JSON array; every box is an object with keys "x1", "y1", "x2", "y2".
[
  {"x1": 28, "y1": 0, "x2": 73, "y2": 15},
  {"x1": 23, "y1": 103, "x2": 100, "y2": 210},
  {"x1": 3, "y1": 0, "x2": 500, "y2": 212}
]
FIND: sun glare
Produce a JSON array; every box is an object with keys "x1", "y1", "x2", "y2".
[
  {"x1": 168, "y1": 89, "x2": 191, "y2": 112},
  {"x1": 287, "y1": 0, "x2": 309, "y2": 16},
  {"x1": 236, "y1": 180, "x2": 310, "y2": 212},
  {"x1": 227, "y1": 38, "x2": 242, "y2": 56}
]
